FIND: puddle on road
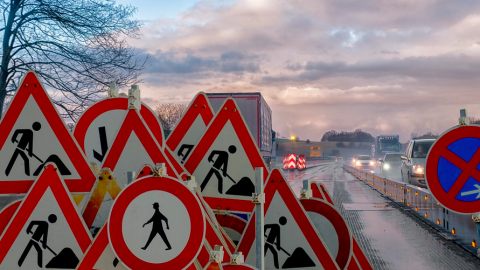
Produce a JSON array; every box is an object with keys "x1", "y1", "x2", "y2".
[{"x1": 343, "y1": 203, "x2": 393, "y2": 211}]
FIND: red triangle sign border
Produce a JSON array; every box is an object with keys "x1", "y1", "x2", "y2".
[
  {"x1": 235, "y1": 168, "x2": 340, "y2": 270},
  {"x1": 101, "y1": 109, "x2": 184, "y2": 179},
  {"x1": 0, "y1": 164, "x2": 92, "y2": 265},
  {"x1": 184, "y1": 98, "x2": 269, "y2": 213},
  {"x1": 0, "y1": 71, "x2": 96, "y2": 194},
  {"x1": 166, "y1": 92, "x2": 214, "y2": 152}
]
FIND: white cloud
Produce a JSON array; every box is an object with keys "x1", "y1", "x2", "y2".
[{"x1": 126, "y1": 0, "x2": 480, "y2": 141}]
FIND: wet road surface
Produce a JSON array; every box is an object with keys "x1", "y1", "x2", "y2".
[{"x1": 285, "y1": 161, "x2": 480, "y2": 270}]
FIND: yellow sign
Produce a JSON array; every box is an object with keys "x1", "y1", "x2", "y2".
[
  {"x1": 310, "y1": 146, "x2": 321, "y2": 157},
  {"x1": 82, "y1": 169, "x2": 122, "y2": 228}
]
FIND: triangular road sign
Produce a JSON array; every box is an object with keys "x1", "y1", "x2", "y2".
[
  {"x1": 72, "y1": 96, "x2": 192, "y2": 180},
  {"x1": 0, "y1": 195, "x2": 89, "y2": 238},
  {"x1": 136, "y1": 164, "x2": 154, "y2": 179},
  {"x1": 101, "y1": 109, "x2": 185, "y2": 186},
  {"x1": 76, "y1": 222, "x2": 127, "y2": 270},
  {"x1": 73, "y1": 97, "x2": 165, "y2": 164},
  {"x1": 166, "y1": 92, "x2": 214, "y2": 164},
  {"x1": 236, "y1": 169, "x2": 340, "y2": 270},
  {"x1": 184, "y1": 99, "x2": 268, "y2": 213},
  {"x1": 0, "y1": 71, "x2": 96, "y2": 194},
  {"x1": 82, "y1": 169, "x2": 123, "y2": 230},
  {"x1": 0, "y1": 164, "x2": 92, "y2": 269}
]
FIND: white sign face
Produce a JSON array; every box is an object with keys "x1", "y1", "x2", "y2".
[
  {"x1": 172, "y1": 114, "x2": 207, "y2": 164},
  {"x1": 109, "y1": 176, "x2": 205, "y2": 270},
  {"x1": 110, "y1": 132, "x2": 158, "y2": 186},
  {"x1": 93, "y1": 243, "x2": 127, "y2": 270},
  {"x1": 306, "y1": 211, "x2": 339, "y2": 258},
  {"x1": 245, "y1": 191, "x2": 322, "y2": 270},
  {"x1": 223, "y1": 227, "x2": 242, "y2": 245},
  {"x1": 121, "y1": 190, "x2": 191, "y2": 264},
  {"x1": 0, "y1": 96, "x2": 79, "y2": 181},
  {"x1": 82, "y1": 109, "x2": 127, "y2": 164},
  {"x1": 192, "y1": 120, "x2": 255, "y2": 200},
  {"x1": 0, "y1": 188, "x2": 83, "y2": 270}
]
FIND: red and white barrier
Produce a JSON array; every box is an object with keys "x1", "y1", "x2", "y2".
[
  {"x1": 297, "y1": 154, "x2": 306, "y2": 170},
  {"x1": 287, "y1": 153, "x2": 296, "y2": 170}
]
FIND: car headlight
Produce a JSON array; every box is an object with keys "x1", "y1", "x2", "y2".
[
  {"x1": 413, "y1": 165, "x2": 424, "y2": 174},
  {"x1": 369, "y1": 161, "x2": 374, "y2": 166},
  {"x1": 356, "y1": 161, "x2": 361, "y2": 166},
  {"x1": 383, "y1": 163, "x2": 390, "y2": 170},
  {"x1": 352, "y1": 159, "x2": 356, "y2": 163}
]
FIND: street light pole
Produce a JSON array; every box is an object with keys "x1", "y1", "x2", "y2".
[{"x1": 290, "y1": 135, "x2": 295, "y2": 154}]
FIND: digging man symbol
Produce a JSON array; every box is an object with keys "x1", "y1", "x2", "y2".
[
  {"x1": 201, "y1": 145, "x2": 237, "y2": 194},
  {"x1": 5, "y1": 121, "x2": 71, "y2": 177},
  {"x1": 18, "y1": 214, "x2": 57, "y2": 268},
  {"x1": 142, "y1": 202, "x2": 172, "y2": 251},
  {"x1": 6, "y1": 122, "x2": 42, "y2": 176},
  {"x1": 264, "y1": 216, "x2": 287, "y2": 269},
  {"x1": 264, "y1": 216, "x2": 316, "y2": 269}
]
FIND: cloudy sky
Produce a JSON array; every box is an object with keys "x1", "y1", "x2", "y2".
[{"x1": 119, "y1": 0, "x2": 480, "y2": 142}]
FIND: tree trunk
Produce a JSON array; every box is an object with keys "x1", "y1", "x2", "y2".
[{"x1": 0, "y1": 0, "x2": 20, "y2": 119}]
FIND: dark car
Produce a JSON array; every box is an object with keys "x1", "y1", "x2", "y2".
[{"x1": 379, "y1": 153, "x2": 403, "y2": 178}]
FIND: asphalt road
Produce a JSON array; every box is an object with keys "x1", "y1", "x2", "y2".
[{"x1": 283, "y1": 161, "x2": 480, "y2": 270}]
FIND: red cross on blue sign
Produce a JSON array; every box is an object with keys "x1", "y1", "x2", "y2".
[{"x1": 426, "y1": 125, "x2": 480, "y2": 213}]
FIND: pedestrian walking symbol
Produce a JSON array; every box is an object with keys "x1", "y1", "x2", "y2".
[
  {"x1": 426, "y1": 125, "x2": 480, "y2": 213},
  {"x1": 141, "y1": 203, "x2": 171, "y2": 250},
  {"x1": 108, "y1": 175, "x2": 205, "y2": 269}
]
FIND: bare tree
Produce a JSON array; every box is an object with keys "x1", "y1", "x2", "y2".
[
  {"x1": 469, "y1": 116, "x2": 480, "y2": 124},
  {"x1": 155, "y1": 103, "x2": 187, "y2": 131},
  {"x1": 0, "y1": 0, "x2": 147, "y2": 120}
]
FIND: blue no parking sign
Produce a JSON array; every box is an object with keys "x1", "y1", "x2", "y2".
[{"x1": 426, "y1": 125, "x2": 480, "y2": 213}]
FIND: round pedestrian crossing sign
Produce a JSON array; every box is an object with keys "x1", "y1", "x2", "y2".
[{"x1": 108, "y1": 175, "x2": 205, "y2": 270}]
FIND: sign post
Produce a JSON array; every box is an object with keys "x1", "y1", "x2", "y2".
[{"x1": 254, "y1": 168, "x2": 264, "y2": 270}]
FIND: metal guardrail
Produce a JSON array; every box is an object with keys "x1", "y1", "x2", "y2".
[{"x1": 344, "y1": 164, "x2": 479, "y2": 256}]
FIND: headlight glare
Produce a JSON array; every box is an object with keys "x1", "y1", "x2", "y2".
[{"x1": 413, "y1": 165, "x2": 424, "y2": 174}]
